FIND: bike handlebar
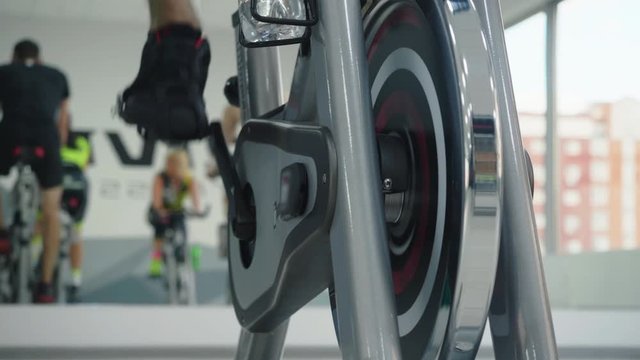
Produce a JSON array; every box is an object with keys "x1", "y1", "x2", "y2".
[{"x1": 168, "y1": 205, "x2": 211, "y2": 219}]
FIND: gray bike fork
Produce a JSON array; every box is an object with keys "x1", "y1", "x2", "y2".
[
  {"x1": 56, "y1": 222, "x2": 72, "y2": 304},
  {"x1": 233, "y1": 1, "x2": 402, "y2": 358},
  {"x1": 233, "y1": 19, "x2": 289, "y2": 360},
  {"x1": 311, "y1": 0, "x2": 402, "y2": 358},
  {"x1": 474, "y1": 0, "x2": 559, "y2": 358},
  {"x1": 56, "y1": 256, "x2": 68, "y2": 304},
  {"x1": 184, "y1": 246, "x2": 197, "y2": 306},
  {"x1": 165, "y1": 241, "x2": 178, "y2": 305},
  {"x1": 17, "y1": 242, "x2": 31, "y2": 304}
]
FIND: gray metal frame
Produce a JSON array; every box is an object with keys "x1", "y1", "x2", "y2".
[
  {"x1": 231, "y1": 0, "x2": 557, "y2": 359},
  {"x1": 476, "y1": 0, "x2": 559, "y2": 359},
  {"x1": 164, "y1": 232, "x2": 179, "y2": 305},
  {"x1": 311, "y1": 0, "x2": 402, "y2": 358},
  {"x1": 55, "y1": 211, "x2": 73, "y2": 304},
  {"x1": 544, "y1": 3, "x2": 559, "y2": 255},
  {"x1": 438, "y1": 0, "x2": 503, "y2": 357},
  {"x1": 13, "y1": 163, "x2": 39, "y2": 304},
  {"x1": 233, "y1": 25, "x2": 290, "y2": 360},
  {"x1": 163, "y1": 221, "x2": 200, "y2": 306}
]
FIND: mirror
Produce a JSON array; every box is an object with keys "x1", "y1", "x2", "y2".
[{"x1": 0, "y1": 2, "x2": 305, "y2": 308}]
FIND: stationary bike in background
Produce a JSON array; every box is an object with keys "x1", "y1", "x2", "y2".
[
  {"x1": 51, "y1": 163, "x2": 89, "y2": 304},
  {"x1": 0, "y1": 147, "x2": 43, "y2": 304},
  {"x1": 0, "y1": 151, "x2": 89, "y2": 304},
  {"x1": 153, "y1": 207, "x2": 209, "y2": 305},
  {"x1": 50, "y1": 208, "x2": 73, "y2": 304}
]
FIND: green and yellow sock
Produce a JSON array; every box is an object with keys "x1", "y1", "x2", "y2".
[{"x1": 148, "y1": 250, "x2": 163, "y2": 277}]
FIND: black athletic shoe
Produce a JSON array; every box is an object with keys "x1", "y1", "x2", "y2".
[
  {"x1": 67, "y1": 285, "x2": 81, "y2": 304},
  {"x1": 34, "y1": 282, "x2": 55, "y2": 304},
  {"x1": 0, "y1": 229, "x2": 10, "y2": 256},
  {"x1": 118, "y1": 24, "x2": 212, "y2": 142}
]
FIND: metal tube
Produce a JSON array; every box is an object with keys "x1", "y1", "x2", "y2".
[
  {"x1": 246, "y1": 47, "x2": 284, "y2": 117},
  {"x1": 235, "y1": 324, "x2": 289, "y2": 360},
  {"x1": 473, "y1": 0, "x2": 559, "y2": 359},
  {"x1": 232, "y1": 13, "x2": 289, "y2": 360},
  {"x1": 311, "y1": 0, "x2": 402, "y2": 358},
  {"x1": 544, "y1": 3, "x2": 559, "y2": 254},
  {"x1": 233, "y1": 16, "x2": 284, "y2": 120}
]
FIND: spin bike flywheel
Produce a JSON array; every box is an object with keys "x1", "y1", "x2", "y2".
[{"x1": 332, "y1": 1, "x2": 464, "y2": 358}]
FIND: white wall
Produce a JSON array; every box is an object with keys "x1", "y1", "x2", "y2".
[
  {"x1": 0, "y1": 14, "x2": 298, "y2": 243},
  {"x1": 502, "y1": 0, "x2": 557, "y2": 26}
]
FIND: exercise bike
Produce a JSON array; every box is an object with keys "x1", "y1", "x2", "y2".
[
  {"x1": 155, "y1": 208, "x2": 209, "y2": 305},
  {"x1": 0, "y1": 150, "x2": 88, "y2": 304},
  {"x1": 120, "y1": 0, "x2": 558, "y2": 358},
  {"x1": 51, "y1": 165, "x2": 89, "y2": 304},
  {"x1": 0, "y1": 147, "x2": 42, "y2": 304}
]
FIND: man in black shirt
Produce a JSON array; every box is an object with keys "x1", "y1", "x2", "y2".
[{"x1": 0, "y1": 39, "x2": 70, "y2": 303}]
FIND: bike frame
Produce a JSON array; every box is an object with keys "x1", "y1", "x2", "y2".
[
  {"x1": 55, "y1": 211, "x2": 74, "y2": 304},
  {"x1": 164, "y1": 215, "x2": 198, "y2": 306},
  {"x1": 12, "y1": 162, "x2": 40, "y2": 304},
  {"x1": 164, "y1": 227, "x2": 180, "y2": 305},
  {"x1": 233, "y1": 0, "x2": 557, "y2": 358}
]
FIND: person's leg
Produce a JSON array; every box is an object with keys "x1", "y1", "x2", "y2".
[
  {"x1": 148, "y1": 0, "x2": 201, "y2": 30},
  {"x1": 0, "y1": 192, "x2": 9, "y2": 255},
  {"x1": 0, "y1": 129, "x2": 10, "y2": 234},
  {"x1": 149, "y1": 224, "x2": 165, "y2": 277},
  {"x1": 0, "y1": 130, "x2": 17, "y2": 253},
  {"x1": 0, "y1": 191, "x2": 4, "y2": 230},
  {"x1": 30, "y1": 215, "x2": 44, "y2": 262},
  {"x1": 33, "y1": 132, "x2": 64, "y2": 302},
  {"x1": 67, "y1": 225, "x2": 83, "y2": 302},
  {"x1": 70, "y1": 227, "x2": 83, "y2": 285},
  {"x1": 40, "y1": 187, "x2": 62, "y2": 286}
]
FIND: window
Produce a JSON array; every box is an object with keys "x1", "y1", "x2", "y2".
[
  {"x1": 558, "y1": 0, "x2": 640, "y2": 255},
  {"x1": 566, "y1": 239, "x2": 583, "y2": 254},
  {"x1": 529, "y1": 139, "x2": 546, "y2": 155},
  {"x1": 506, "y1": 13, "x2": 547, "y2": 244},
  {"x1": 590, "y1": 186, "x2": 609, "y2": 207},
  {"x1": 592, "y1": 236, "x2": 610, "y2": 252},
  {"x1": 562, "y1": 190, "x2": 582, "y2": 207},
  {"x1": 590, "y1": 139, "x2": 610, "y2": 157},
  {"x1": 532, "y1": 191, "x2": 546, "y2": 206},
  {"x1": 504, "y1": 0, "x2": 640, "y2": 313},
  {"x1": 563, "y1": 215, "x2": 581, "y2": 235},
  {"x1": 564, "y1": 141, "x2": 583, "y2": 156},
  {"x1": 537, "y1": 213, "x2": 547, "y2": 229},
  {"x1": 591, "y1": 211, "x2": 608, "y2": 232},
  {"x1": 589, "y1": 161, "x2": 610, "y2": 183},
  {"x1": 564, "y1": 164, "x2": 582, "y2": 186}
]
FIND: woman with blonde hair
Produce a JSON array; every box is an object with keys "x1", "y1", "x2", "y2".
[{"x1": 147, "y1": 149, "x2": 201, "y2": 277}]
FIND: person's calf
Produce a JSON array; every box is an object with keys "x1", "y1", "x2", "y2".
[
  {"x1": 40, "y1": 187, "x2": 62, "y2": 284},
  {"x1": 0, "y1": 228, "x2": 11, "y2": 256},
  {"x1": 149, "y1": 0, "x2": 201, "y2": 30}
]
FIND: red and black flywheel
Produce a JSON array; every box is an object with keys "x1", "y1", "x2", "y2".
[{"x1": 331, "y1": 1, "x2": 465, "y2": 358}]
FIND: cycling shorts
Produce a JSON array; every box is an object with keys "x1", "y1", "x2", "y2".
[{"x1": 0, "y1": 124, "x2": 62, "y2": 189}]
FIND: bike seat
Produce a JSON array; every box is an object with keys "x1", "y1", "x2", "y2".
[{"x1": 13, "y1": 146, "x2": 45, "y2": 164}]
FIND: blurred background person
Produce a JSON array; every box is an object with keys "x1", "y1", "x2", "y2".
[
  {"x1": 31, "y1": 116, "x2": 90, "y2": 303},
  {"x1": 147, "y1": 149, "x2": 201, "y2": 277},
  {"x1": 59, "y1": 117, "x2": 91, "y2": 303},
  {"x1": 206, "y1": 105, "x2": 241, "y2": 179},
  {"x1": 0, "y1": 39, "x2": 70, "y2": 303}
]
